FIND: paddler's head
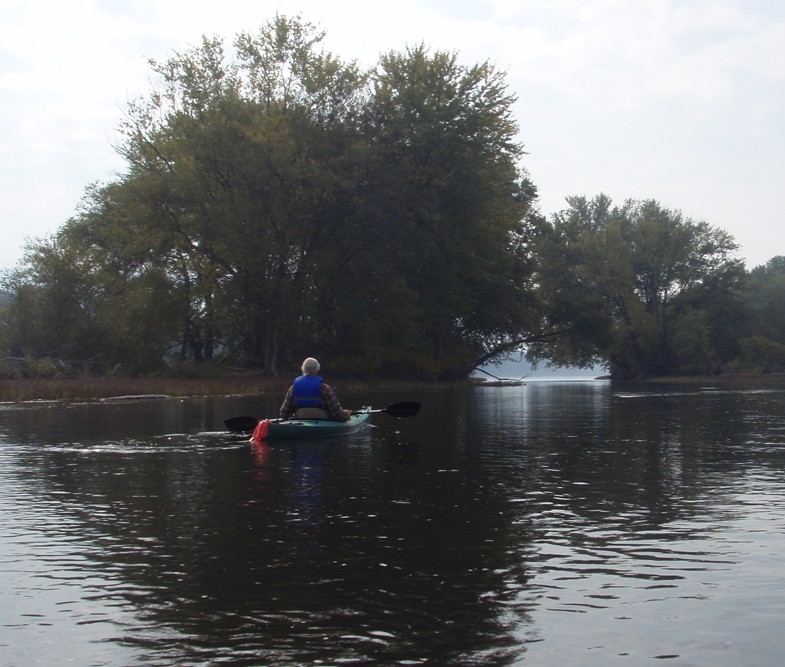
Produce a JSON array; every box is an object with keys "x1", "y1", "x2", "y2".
[{"x1": 301, "y1": 357, "x2": 320, "y2": 375}]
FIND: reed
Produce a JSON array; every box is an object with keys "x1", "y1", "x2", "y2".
[
  {"x1": 0, "y1": 376, "x2": 286, "y2": 402},
  {"x1": 0, "y1": 375, "x2": 438, "y2": 402}
]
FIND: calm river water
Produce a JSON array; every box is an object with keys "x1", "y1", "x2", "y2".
[{"x1": 2, "y1": 380, "x2": 785, "y2": 666}]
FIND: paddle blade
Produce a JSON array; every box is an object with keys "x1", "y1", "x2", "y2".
[
  {"x1": 225, "y1": 415, "x2": 260, "y2": 433},
  {"x1": 383, "y1": 401, "x2": 421, "y2": 418}
]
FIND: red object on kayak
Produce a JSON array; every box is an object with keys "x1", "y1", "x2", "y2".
[{"x1": 252, "y1": 419, "x2": 270, "y2": 441}]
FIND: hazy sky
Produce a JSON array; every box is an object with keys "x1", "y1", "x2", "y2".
[{"x1": 2, "y1": 0, "x2": 783, "y2": 272}]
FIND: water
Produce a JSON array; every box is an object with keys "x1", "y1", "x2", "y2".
[{"x1": 2, "y1": 381, "x2": 785, "y2": 666}]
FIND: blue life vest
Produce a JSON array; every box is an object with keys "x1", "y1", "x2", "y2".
[{"x1": 292, "y1": 375, "x2": 325, "y2": 408}]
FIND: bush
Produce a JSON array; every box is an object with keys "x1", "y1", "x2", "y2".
[{"x1": 738, "y1": 336, "x2": 785, "y2": 373}]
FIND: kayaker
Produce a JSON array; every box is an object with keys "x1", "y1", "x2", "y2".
[{"x1": 279, "y1": 357, "x2": 352, "y2": 421}]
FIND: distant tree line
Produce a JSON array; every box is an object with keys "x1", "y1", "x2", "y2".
[
  {"x1": 1, "y1": 16, "x2": 783, "y2": 380},
  {"x1": 530, "y1": 197, "x2": 785, "y2": 378}
]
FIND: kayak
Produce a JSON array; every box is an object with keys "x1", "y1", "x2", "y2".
[
  {"x1": 251, "y1": 409, "x2": 372, "y2": 442},
  {"x1": 224, "y1": 402, "x2": 420, "y2": 440}
]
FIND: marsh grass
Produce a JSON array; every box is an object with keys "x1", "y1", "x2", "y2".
[
  {"x1": 0, "y1": 374, "x2": 435, "y2": 402},
  {"x1": 4, "y1": 372, "x2": 783, "y2": 403},
  {"x1": 0, "y1": 375, "x2": 289, "y2": 402}
]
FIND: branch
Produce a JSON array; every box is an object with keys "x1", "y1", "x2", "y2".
[{"x1": 465, "y1": 328, "x2": 573, "y2": 375}]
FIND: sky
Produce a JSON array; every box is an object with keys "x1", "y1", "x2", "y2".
[{"x1": 2, "y1": 0, "x2": 784, "y2": 273}]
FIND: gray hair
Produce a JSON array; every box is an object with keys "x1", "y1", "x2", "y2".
[{"x1": 301, "y1": 357, "x2": 320, "y2": 374}]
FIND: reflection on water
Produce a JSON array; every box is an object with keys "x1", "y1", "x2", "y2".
[{"x1": 1, "y1": 382, "x2": 785, "y2": 665}]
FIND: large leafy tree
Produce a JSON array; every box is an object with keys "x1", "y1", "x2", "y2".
[
  {"x1": 745, "y1": 256, "x2": 785, "y2": 345},
  {"x1": 1, "y1": 220, "x2": 183, "y2": 374},
  {"x1": 112, "y1": 20, "x2": 369, "y2": 374},
  {"x1": 1, "y1": 16, "x2": 541, "y2": 379},
  {"x1": 735, "y1": 256, "x2": 785, "y2": 372},
  {"x1": 336, "y1": 45, "x2": 537, "y2": 378},
  {"x1": 531, "y1": 195, "x2": 745, "y2": 379}
]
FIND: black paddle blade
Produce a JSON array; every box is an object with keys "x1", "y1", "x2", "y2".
[
  {"x1": 383, "y1": 401, "x2": 421, "y2": 418},
  {"x1": 224, "y1": 415, "x2": 260, "y2": 433}
]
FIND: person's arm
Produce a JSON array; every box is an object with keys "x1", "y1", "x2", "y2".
[
  {"x1": 279, "y1": 386, "x2": 295, "y2": 419},
  {"x1": 320, "y1": 383, "x2": 350, "y2": 421}
]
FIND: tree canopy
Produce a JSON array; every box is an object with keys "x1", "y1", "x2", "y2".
[
  {"x1": 529, "y1": 195, "x2": 747, "y2": 379},
  {"x1": 1, "y1": 16, "x2": 539, "y2": 379},
  {"x1": 0, "y1": 16, "x2": 779, "y2": 381}
]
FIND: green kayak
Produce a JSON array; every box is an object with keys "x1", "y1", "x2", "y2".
[
  {"x1": 223, "y1": 402, "x2": 420, "y2": 440},
  {"x1": 251, "y1": 410, "x2": 372, "y2": 442}
]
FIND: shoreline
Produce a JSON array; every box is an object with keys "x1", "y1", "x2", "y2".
[
  {"x1": 0, "y1": 376, "x2": 285, "y2": 403},
  {"x1": 1, "y1": 372, "x2": 783, "y2": 403},
  {"x1": 0, "y1": 375, "x2": 438, "y2": 403}
]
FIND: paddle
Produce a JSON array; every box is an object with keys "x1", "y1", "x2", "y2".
[
  {"x1": 372, "y1": 401, "x2": 421, "y2": 418},
  {"x1": 224, "y1": 401, "x2": 421, "y2": 433}
]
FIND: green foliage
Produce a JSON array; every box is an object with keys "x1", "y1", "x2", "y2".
[
  {"x1": 328, "y1": 44, "x2": 534, "y2": 377},
  {"x1": 744, "y1": 257, "x2": 785, "y2": 346},
  {"x1": 5, "y1": 15, "x2": 777, "y2": 381},
  {"x1": 2, "y1": 16, "x2": 538, "y2": 379},
  {"x1": 531, "y1": 195, "x2": 745, "y2": 378},
  {"x1": 737, "y1": 336, "x2": 785, "y2": 373}
]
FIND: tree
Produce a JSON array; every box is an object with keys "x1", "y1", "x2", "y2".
[
  {"x1": 531, "y1": 195, "x2": 745, "y2": 379},
  {"x1": 2, "y1": 16, "x2": 542, "y2": 379},
  {"x1": 734, "y1": 256, "x2": 785, "y2": 372},
  {"x1": 112, "y1": 17, "x2": 369, "y2": 374},
  {"x1": 337, "y1": 45, "x2": 536, "y2": 378},
  {"x1": 745, "y1": 256, "x2": 785, "y2": 345}
]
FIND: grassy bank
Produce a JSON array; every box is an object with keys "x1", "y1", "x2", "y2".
[
  {"x1": 0, "y1": 375, "x2": 292, "y2": 402},
  {"x1": 0, "y1": 374, "x2": 441, "y2": 402},
  {"x1": 2, "y1": 371, "x2": 782, "y2": 403}
]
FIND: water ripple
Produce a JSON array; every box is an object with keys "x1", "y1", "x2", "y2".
[{"x1": 2, "y1": 387, "x2": 785, "y2": 665}]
